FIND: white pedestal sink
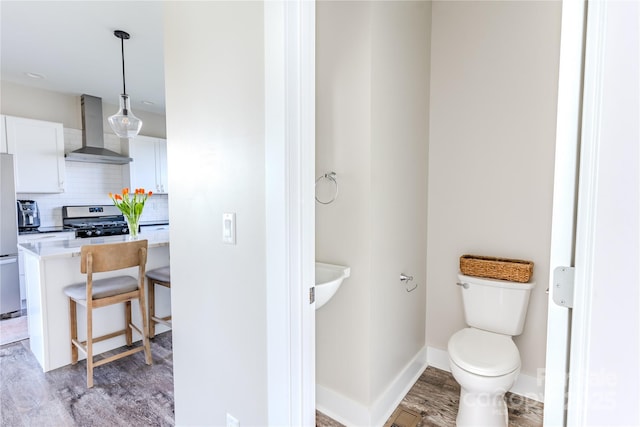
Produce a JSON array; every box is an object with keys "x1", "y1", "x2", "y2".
[{"x1": 315, "y1": 262, "x2": 350, "y2": 309}]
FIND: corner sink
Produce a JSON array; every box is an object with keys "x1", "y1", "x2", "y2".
[{"x1": 315, "y1": 262, "x2": 350, "y2": 310}]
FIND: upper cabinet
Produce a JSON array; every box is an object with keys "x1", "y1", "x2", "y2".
[
  {"x1": 3, "y1": 115, "x2": 65, "y2": 193},
  {"x1": 125, "y1": 135, "x2": 169, "y2": 194}
]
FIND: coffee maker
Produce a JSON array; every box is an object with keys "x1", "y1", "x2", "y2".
[{"x1": 17, "y1": 200, "x2": 41, "y2": 231}]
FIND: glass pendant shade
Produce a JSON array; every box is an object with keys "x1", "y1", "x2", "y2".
[{"x1": 108, "y1": 94, "x2": 142, "y2": 138}]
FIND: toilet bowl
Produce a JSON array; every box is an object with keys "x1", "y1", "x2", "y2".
[
  {"x1": 448, "y1": 328, "x2": 521, "y2": 426},
  {"x1": 448, "y1": 274, "x2": 535, "y2": 426}
]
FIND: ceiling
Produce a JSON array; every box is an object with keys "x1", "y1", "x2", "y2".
[{"x1": 1, "y1": 1, "x2": 166, "y2": 115}]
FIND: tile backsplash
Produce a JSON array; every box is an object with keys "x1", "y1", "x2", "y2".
[{"x1": 17, "y1": 129, "x2": 169, "y2": 227}]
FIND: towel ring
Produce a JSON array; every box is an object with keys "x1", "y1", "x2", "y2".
[{"x1": 315, "y1": 172, "x2": 338, "y2": 204}]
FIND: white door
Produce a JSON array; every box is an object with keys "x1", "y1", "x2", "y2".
[
  {"x1": 565, "y1": 1, "x2": 639, "y2": 425},
  {"x1": 545, "y1": 1, "x2": 640, "y2": 425}
]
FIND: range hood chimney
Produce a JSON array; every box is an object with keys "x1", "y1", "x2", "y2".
[{"x1": 65, "y1": 95, "x2": 132, "y2": 164}]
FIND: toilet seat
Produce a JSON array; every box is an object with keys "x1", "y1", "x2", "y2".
[{"x1": 448, "y1": 328, "x2": 520, "y2": 377}]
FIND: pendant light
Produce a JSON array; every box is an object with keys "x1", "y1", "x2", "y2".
[{"x1": 108, "y1": 30, "x2": 142, "y2": 138}]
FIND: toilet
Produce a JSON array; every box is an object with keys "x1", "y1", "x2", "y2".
[{"x1": 448, "y1": 273, "x2": 535, "y2": 427}]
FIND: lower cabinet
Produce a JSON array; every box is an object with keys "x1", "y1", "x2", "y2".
[{"x1": 18, "y1": 231, "x2": 75, "y2": 301}]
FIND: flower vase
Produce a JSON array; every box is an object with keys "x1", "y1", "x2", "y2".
[{"x1": 126, "y1": 217, "x2": 140, "y2": 240}]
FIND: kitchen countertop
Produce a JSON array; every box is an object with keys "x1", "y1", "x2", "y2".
[
  {"x1": 18, "y1": 229, "x2": 169, "y2": 260},
  {"x1": 18, "y1": 226, "x2": 70, "y2": 235}
]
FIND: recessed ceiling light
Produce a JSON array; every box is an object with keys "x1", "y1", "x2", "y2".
[
  {"x1": 25, "y1": 72, "x2": 45, "y2": 80},
  {"x1": 141, "y1": 100, "x2": 155, "y2": 106}
]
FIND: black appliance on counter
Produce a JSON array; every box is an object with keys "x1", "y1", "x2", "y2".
[
  {"x1": 62, "y1": 205, "x2": 132, "y2": 238},
  {"x1": 17, "y1": 200, "x2": 41, "y2": 231}
]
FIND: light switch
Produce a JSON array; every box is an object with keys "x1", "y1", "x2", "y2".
[{"x1": 222, "y1": 212, "x2": 236, "y2": 244}]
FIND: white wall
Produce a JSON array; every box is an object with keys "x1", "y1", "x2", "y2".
[
  {"x1": 316, "y1": 1, "x2": 430, "y2": 423},
  {"x1": 369, "y1": 0, "x2": 430, "y2": 402},
  {"x1": 316, "y1": 1, "x2": 373, "y2": 407},
  {"x1": 163, "y1": 2, "x2": 268, "y2": 425},
  {"x1": 427, "y1": 0, "x2": 561, "y2": 378}
]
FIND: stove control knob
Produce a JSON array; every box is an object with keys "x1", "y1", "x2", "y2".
[
  {"x1": 94, "y1": 229, "x2": 102, "y2": 236},
  {"x1": 85, "y1": 230, "x2": 93, "y2": 237},
  {"x1": 123, "y1": 227, "x2": 129, "y2": 234}
]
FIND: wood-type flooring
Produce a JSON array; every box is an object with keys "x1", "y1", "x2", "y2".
[
  {"x1": 1, "y1": 330, "x2": 542, "y2": 427},
  {"x1": 317, "y1": 366, "x2": 544, "y2": 427}
]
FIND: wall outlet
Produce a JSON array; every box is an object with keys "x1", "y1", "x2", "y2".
[{"x1": 226, "y1": 413, "x2": 240, "y2": 427}]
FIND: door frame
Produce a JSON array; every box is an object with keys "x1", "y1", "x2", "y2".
[
  {"x1": 265, "y1": 1, "x2": 316, "y2": 425},
  {"x1": 543, "y1": 0, "x2": 586, "y2": 425}
]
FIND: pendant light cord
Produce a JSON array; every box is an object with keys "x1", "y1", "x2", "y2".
[{"x1": 120, "y1": 36, "x2": 127, "y2": 96}]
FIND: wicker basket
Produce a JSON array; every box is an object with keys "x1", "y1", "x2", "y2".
[{"x1": 459, "y1": 255, "x2": 533, "y2": 283}]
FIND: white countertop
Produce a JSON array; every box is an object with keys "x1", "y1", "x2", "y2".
[{"x1": 18, "y1": 229, "x2": 170, "y2": 260}]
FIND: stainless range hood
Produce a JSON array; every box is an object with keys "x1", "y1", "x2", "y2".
[{"x1": 65, "y1": 95, "x2": 132, "y2": 165}]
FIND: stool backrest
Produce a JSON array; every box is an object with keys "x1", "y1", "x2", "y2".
[{"x1": 80, "y1": 240, "x2": 148, "y2": 274}]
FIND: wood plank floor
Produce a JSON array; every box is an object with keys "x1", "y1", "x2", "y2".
[
  {"x1": 1, "y1": 333, "x2": 174, "y2": 426},
  {"x1": 1, "y1": 330, "x2": 542, "y2": 427},
  {"x1": 317, "y1": 366, "x2": 544, "y2": 427}
]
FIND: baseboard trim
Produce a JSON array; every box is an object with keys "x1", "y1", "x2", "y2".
[
  {"x1": 316, "y1": 385, "x2": 370, "y2": 427},
  {"x1": 370, "y1": 346, "x2": 428, "y2": 426},
  {"x1": 426, "y1": 346, "x2": 544, "y2": 402},
  {"x1": 426, "y1": 345, "x2": 450, "y2": 371},
  {"x1": 316, "y1": 346, "x2": 428, "y2": 427}
]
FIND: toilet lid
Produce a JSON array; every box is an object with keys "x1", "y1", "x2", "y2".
[{"x1": 448, "y1": 328, "x2": 520, "y2": 377}]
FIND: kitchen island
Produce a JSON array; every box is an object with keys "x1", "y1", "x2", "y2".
[{"x1": 19, "y1": 229, "x2": 171, "y2": 372}]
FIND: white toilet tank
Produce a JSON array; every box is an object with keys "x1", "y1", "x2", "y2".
[{"x1": 458, "y1": 273, "x2": 535, "y2": 336}]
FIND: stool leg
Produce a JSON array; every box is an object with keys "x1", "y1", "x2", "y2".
[
  {"x1": 86, "y1": 302, "x2": 94, "y2": 388},
  {"x1": 148, "y1": 279, "x2": 156, "y2": 339},
  {"x1": 137, "y1": 286, "x2": 153, "y2": 365},
  {"x1": 69, "y1": 299, "x2": 78, "y2": 364},
  {"x1": 125, "y1": 300, "x2": 132, "y2": 346}
]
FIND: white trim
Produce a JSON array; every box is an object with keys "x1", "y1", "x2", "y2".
[
  {"x1": 427, "y1": 346, "x2": 544, "y2": 403},
  {"x1": 316, "y1": 386, "x2": 371, "y2": 427},
  {"x1": 265, "y1": 3, "x2": 290, "y2": 425},
  {"x1": 317, "y1": 347, "x2": 428, "y2": 427},
  {"x1": 265, "y1": 1, "x2": 316, "y2": 425},
  {"x1": 566, "y1": 1, "x2": 608, "y2": 425},
  {"x1": 543, "y1": 0, "x2": 587, "y2": 424},
  {"x1": 426, "y1": 345, "x2": 451, "y2": 371},
  {"x1": 370, "y1": 347, "x2": 429, "y2": 427}
]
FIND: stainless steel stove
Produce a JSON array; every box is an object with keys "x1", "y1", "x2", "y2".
[{"x1": 62, "y1": 205, "x2": 131, "y2": 238}]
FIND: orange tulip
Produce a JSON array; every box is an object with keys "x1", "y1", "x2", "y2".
[{"x1": 115, "y1": 194, "x2": 122, "y2": 200}]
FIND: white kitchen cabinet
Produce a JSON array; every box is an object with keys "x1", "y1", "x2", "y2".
[
  {"x1": 4, "y1": 116, "x2": 65, "y2": 193},
  {"x1": 125, "y1": 136, "x2": 169, "y2": 194}
]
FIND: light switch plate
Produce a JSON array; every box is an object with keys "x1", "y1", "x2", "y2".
[
  {"x1": 226, "y1": 413, "x2": 239, "y2": 427},
  {"x1": 222, "y1": 212, "x2": 236, "y2": 244}
]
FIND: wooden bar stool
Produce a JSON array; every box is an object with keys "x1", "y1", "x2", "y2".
[
  {"x1": 63, "y1": 239, "x2": 152, "y2": 388},
  {"x1": 146, "y1": 266, "x2": 171, "y2": 339}
]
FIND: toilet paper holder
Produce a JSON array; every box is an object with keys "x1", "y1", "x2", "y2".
[{"x1": 400, "y1": 273, "x2": 418, "y2": 292}]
